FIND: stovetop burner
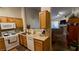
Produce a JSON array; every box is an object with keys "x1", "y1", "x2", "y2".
[{"x1": 1, "y1": 30, "x2": 16, "y2": 37}]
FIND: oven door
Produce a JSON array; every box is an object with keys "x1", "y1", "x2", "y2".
[{"x1": 4, "y1": 35, "x2": 19, "y2": 50}]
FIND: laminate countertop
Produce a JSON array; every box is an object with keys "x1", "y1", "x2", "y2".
[
  {"x1": 20, "y1": 32, "x2": 49, "y2": 41},
  {"x1": 33, "y1": 34, "x2": 49, "y2": 41},
  {"x1": 27, "y1": 32, "x2": 49, "y2": 41}
]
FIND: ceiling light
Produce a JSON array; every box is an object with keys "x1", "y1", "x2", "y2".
[{"x1": 59, "y1": 11, "x2": 65, "y2": 15}]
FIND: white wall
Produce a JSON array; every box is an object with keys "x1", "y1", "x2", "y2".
[
  {"x1": 0, "y1": 7, "x2": 22, "y2": 18},
  {"x1": 25, "y1": 8, "x2": 40, "y2": 28}
]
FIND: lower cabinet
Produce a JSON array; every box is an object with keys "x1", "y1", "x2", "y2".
[
  {"x1": 0, "y1": 38, "x2": 6, "y2": 51},
  {"x1": 34, "y1": 39, "x2": 43, "y2": 51},
  {"x1": 19, "y1": 34, "x2": 27, "y2": 47},
  {"x1": 19, "y1": 34, "x2": 50, "y2": 51},
  {"x1": 34, "y1": 38, "x2": 50, "y2": 51}
]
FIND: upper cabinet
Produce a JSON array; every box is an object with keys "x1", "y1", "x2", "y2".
[
  {"x1": 7, "y1": 17, "x2": 15, "y2": 23},
  {"x1": 0, "y1": 17, "x2": 8, "y2": 22},
  {"x1": 39, "y1": 11, "x2": 50, "y2": 29},
  {"x1": 0, "y1": 17, "x2": 23, "y2": 28},
  {"x1": 15, "y1": 18, "x2": 23, "y2": 28},
  {"x1": 69, "y1": 17, "x2": 79, "y2": 23}
]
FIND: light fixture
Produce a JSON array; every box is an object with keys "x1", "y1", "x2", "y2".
[
  {"x1": 57, "y1": 14, "x2": 60, "y2": 17},
  {"x1": 58, "y1": 11, "x2": 65, "y2": 15}
]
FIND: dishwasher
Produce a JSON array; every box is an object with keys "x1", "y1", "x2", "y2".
[{"x1": 27, "y1": 34, "x2": 34, "y2": 51}]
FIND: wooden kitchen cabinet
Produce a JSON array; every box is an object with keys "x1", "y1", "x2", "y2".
[
  {"x1": 0, "y1": 17, "x2": 8, "y2": 22},
  {"x1": 34, "y1": 37, "x2": 50, "y2": 51},
  {"x1": 0, "y1": 17, "x2": 23, "y2": 28},
  {"x1": 15, "y1": 18, "x2": 23, "y2": 28},
  {"x1": 19, "y1": 34, "x2": 27, "y2": 47},
  {"x1": 34, "y1": 39, "x2": 43, "y2": 51},
  {"x1": 19, "y1": 34, "x2": 23, "y2": 45},
  {"x1": 39, "y1": 11, "x2": 50, "y2": 29},
  {"x1": 67, "y1": 17, "x2": 79, "y2": 46},
  {"x1": 0, "y1": 38, "x2": 6, "y2": 51},
  {"x1": 68, "y1": 17, "x2": 79, "y2": 23},
  {"x1": 7, "y1": 17, "x2": 15, "y2": 22},
  {"x1": 22, "y1": 35, "x2": 27, "y2": 47}
]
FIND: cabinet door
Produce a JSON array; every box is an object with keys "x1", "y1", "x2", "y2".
[
  {"x1": 39, "y1": 11, "x2": 46, "y2": 29},
  {"x1": 19, "y1": 35, "x2": 23, "y2": 45},
  {"x1": 39, "y1": 11, "x2": 50, "y2": 29},
  {"x1": 68, "y1": 26, "x2": 78, "y2": 41},
  {"x1": 19, "y1": 34, "x2": 27, "y2": 47},
  {"x1": 43, "y1": 38, "x2": 50, "y2": 51},
  {"x1": 0, "y1": 38, "x2": 5, "y2": 51},
  {"x1": 34, "y1": 39, "x2": 43, "y2": 51},
  {"x1": 7, "y1": 17, "x2": 15, "y2": 23},
  {"x1": 15, "y1": 18, "x2": 23, "y2": 28},
  {"x1": 46, "y1": 12, "x2": 50, "y2": 28},
  {"x1": 0, "y1": 17, "x2": 8, "y2": 22},
  {"x1": 22, "y1": 36, "x2": 27, "y2": 47}
]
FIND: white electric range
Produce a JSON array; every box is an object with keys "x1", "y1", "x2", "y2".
[
  {"x1": 1, "y1": 30, "x2": 19, "y2": 51},
  {"x1": 0, "y1": 23, "x2": 19, "y2": 51}
]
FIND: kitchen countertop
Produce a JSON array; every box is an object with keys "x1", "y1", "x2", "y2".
[
  {"x1": 33, "y1": 34, "x2": 49, "y2": 41},
  {"x1": 20, "y1": 32, "x2": 49, "y2": 41},
  {"x1": 0, "y1": 31, "x2": 49, "y2": 41}
]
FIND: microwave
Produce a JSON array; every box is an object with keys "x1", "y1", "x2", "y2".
[{"x1": 0, "y1": 23, "x2": 16, "y2": 29}]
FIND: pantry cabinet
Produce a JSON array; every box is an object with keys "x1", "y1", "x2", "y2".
[
  {"x1": 19, "y1": 34, "x2": 27, "y2": 47},
  {"x1": 39, "y1": 11, "x2": 50, "y2": 29},
  {"x1": 0, "y1": 38, "x2": 6, "y2": 51},
  {"x1": 34, "y1": 37, "x2": 50, "y2": 51}
]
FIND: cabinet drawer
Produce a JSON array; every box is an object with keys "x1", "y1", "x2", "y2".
[
  {"x1": 35, "y1": 42, "x2": 42, "y2": 47},
  {"x1": 34, "y1": 39, "x2": 43, "y2": 44}
]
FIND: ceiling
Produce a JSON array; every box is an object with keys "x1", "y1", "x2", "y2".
[{"x1": 51, "y1": 7, "x2": 79, "y2": 20}]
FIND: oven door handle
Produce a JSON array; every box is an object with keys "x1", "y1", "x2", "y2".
[{"x1": 8, "y1": 39, "x2": 17, "y2": 44}]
